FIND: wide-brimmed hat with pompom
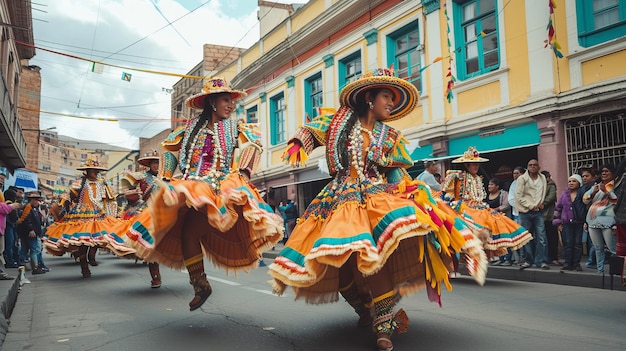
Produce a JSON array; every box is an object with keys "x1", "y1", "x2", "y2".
[
  {"x1": 137, "y1": 150, "x2": 160, "y2": 167},
  {"x1": 186, "y1": 77, "x2": 247, "y2": 110},
  {"x1": 76, "y1": 157, "x2": 108, "y2": 171},
  {"x1": 339, "y1": 67, "x2": 419, "y2": 121},
  {"x1": 451, "y1": 146, "x2": 489, "y2": 163}
]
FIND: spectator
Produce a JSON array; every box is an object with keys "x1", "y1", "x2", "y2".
[
  {"x1": 613, "y1": 158, "x2": 626, "y2": 256},
  {"x1": 485, "y1": 178, "x2": 513, "y2": 265},
  {"x1": 552, "y1": 174, "x2": 586, "y2": 272},
  {"x1": 16, "y1": 191, "x2": 45, "y2": 275},
  {"x1": 583, "y1": 164, "x2": 617, "y2": 274},
  {"x1": 416, "y1": 160, "x2": 442, "y2": 192},
  {"x1": 508, "y1": 166, "x2": 526, "y2": 264},
  {"x1": 541, "y1": 170, "x2": 560, "y2": 265},
  {"x1": 1, "y1": 189, "x2": 21, "y2": 279},
  {"x1": 278, "y1": 197, "x2": 298, "y2": 243},
  {"x1": 3, "y1": 189, "x2": 19, "y2": 268},
  {"x1": 516, "y1": 159, "x2": 549, "y2": 270},
  {"x1": 579, "y1": 168, "x2": 597, "y2": 269}
]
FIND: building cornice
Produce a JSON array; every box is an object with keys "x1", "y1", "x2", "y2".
[{"x1": 231, "y1": 0, "x2": 388, "y2": 89}]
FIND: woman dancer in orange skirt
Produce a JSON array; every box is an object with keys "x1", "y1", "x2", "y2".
[
  {"x1": 269, "y1": 68, "x2": 486, "y2": 351},
  {"x1": 127, "y1": 78, "x2": 283, "y2": 311},
  {"x1": 440, "y1": 147, "x2": 532, "y2": 260},
  {"x1": 44, "y1": 158, "x2": 135, "y2": 278}
]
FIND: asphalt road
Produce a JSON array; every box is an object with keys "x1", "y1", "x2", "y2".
[{"x1": 2, "y1": 253, "x2": 625, "y2": 351}]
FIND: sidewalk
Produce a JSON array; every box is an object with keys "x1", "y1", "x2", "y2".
[{"x1": 262, "y1": 243, "x2": 626, "y2": 291}]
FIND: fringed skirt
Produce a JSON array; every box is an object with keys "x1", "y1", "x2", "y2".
[
  {"x1": 126, "y1": 172, "x2": 284, "y2": 272},
  {"x1": 440, "y1": 200, "x2": 532, "y2": 258},
  {"x1": 44, "y1": 208, "x2": 136, "y2": 257},
  {"x1": 269, "y1": 177, "x2": 487, "y2": 306}
]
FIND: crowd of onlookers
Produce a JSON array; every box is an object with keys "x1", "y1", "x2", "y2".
[
  {"x1": 1, "y1": 170, "x2": 53, "y2": 280},
  {"x1": 418, "y1": 157, "x2": 626, "y2": 274}
]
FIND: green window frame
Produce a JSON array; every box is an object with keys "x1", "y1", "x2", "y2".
[
  {"x1": 246, "y1": 105, "x2": 258, "y2": 123},
  {"x1": 386, "y1": 22, "x2": 421, "y2": 93},
  {"x1": 304, "y1": 72, "x2": 323, "y2": 122},
  {"x1": 576, "y1": 0, "x2": 626, "y2": 47},
  {"x1": 270, "y1": 93, "x2": 286, "y2": 145},
  {"x1": 338, "y1": 51, "x2": 362, "y2": 91},
  {"x1": 453, "y1": 0, "x2": 500, "y2": 80}
]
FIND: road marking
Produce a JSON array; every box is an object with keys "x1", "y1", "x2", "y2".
[{"x1": 206, "y1": 275, "x2": 242, "y2": 286}]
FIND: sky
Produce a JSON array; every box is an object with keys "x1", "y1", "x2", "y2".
[{"x1": 29, "y1": 0, "x2": 308, "y2": 150}]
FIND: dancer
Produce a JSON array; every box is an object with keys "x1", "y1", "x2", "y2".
[
  {"x1": 269, "y1": 68, "x2": 486, "y2": 351},
  {"x1": 127, "y1": 77, "x2": 283, "y2": 311},
  {"x1": 44, "y1": 158, "x2": 135, "y2": 277},
  {"x1": 118, "y1": 150, "x2": 163, "y2": 288},
  {"x1": 440, "y1": 147, "x2": 532, "y2": 259}
]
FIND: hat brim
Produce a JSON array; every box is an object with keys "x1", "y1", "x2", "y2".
[
  {"x1": 137, "y1": 156, "x2": 159, "y2": 167},
  {"x1": 451, "y1": 156, "x2": 490, "y2": 163},
  {"x1": 186, "y1": 90, "x2": 247, "y2": 110},
  {"x1": 339, "y1": 76, "x2": 419, "y2": 122},
  {"x1": 76, "y1": 166, "x2": 108, "y2": 171}
]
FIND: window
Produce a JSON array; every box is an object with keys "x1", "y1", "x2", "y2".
[
  {"x1": 339, "y1": 52, "x2": 362, "y2": 90},
  {"x1": 246, "y1": 105, "x2": 258, "y2": 123},
  {"x1": 387, "y1": 23, "x2": 421, "y2": 92},
  {"x1": 305, "y1": 73, "x2": 323, "y2": 122},
  {"x1": 577, "y1": 0, "x2": 626, "y2": 47},
  {"x1": 270, "y1": 93, "x2": 286, "y2": 145},
  {"x1": 453, "y1": 0, "x2": 499, "y2": 79}
]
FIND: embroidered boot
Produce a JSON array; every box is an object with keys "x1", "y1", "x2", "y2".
[
  {"x1": 87, "y1": 246, "x2": 99, "y2": 266},
  {"x1": 339, "y1": 281, "x2": 372, "y2": 327},
  {"x1": 185, "y1": 255, "x2": 212, "y2": 311},
  {"x1": 79, "y1": 255, "x2": 91, "y2": 278},
  {"x1": 148, "y1": 262, "x2": 161, "y2": 288},
  {"x1": 372, "y1": 292, "x2": 409, "y2": 351}
]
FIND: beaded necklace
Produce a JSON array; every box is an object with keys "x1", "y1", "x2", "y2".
[
  {"x1": 347, "y1": 119, "x2": 383, "y2": 183},
  {"x1": 462, "y1": 172, "x2": 486, "y2": 203},
  {"x1": 79, "y1": 180, "x2": 105, "y2": 211},
  {"x1": 180, "y1": 118, "x2": 234, "y2": 191}
]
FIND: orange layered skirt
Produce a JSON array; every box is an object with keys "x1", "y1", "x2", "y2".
[
  {"x1": 127, "y1": 173, "x2": 284, "y2": 271},
  {"x1": 44, "y1": 208, "x2": 136, "y2": 257},
  {"x1": 269, "y1": 177, "x2": 487, "y2": 305}
]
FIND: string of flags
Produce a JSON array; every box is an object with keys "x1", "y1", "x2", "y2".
[
  {"x1": 443, "y1": 2, "x2": 456, "y2": 103},
  {"x1": 545, "y1": 0, "x2": 564, "y2": 58}
]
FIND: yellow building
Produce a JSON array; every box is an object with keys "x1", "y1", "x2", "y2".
[{"x1": 170, "y1": 0, "x2": 626, "y2": 206}]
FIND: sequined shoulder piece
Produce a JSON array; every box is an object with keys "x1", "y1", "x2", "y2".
[
  {"x1": 238, "y1": 122, "x2": 262, "y2": 146},
  {"x1": 161, "y1": 125, "x2": 186, "y2": 151},
  {"x1": 372, "y1": 123, "x2": 413, "y2": 168},
  {"x1": 302, "y1": 111, "x2": 333, "y2": 145}
]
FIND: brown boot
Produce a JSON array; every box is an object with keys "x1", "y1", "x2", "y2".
[
  {"x1": 185, "y1": 255, "x2": 211, "y2": 311},
  {"x1": 87, "y1": 247, "x2": 99, "y2": 266},
  {"x1": 189, "y1": 273, "x2": 212, "y2": 311},
  {"x1": 372, "y1": 292, "x2": 409, "y2": 351},
  {"x1": 148, "y1": 262, "x2": 161, "y2": 288},
  {"x1": 339, "y1": 281, "x2": 372, "y2": 327},
  {"x1": 79, "y1": 255, "x2": 91, "y2": 278}
]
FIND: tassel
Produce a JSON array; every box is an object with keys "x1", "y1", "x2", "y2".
[{"x1": 393, "y1": 309, "x2": 409, "y2": 334}]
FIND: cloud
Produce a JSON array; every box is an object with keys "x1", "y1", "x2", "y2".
[{"x1": 30, "y1": 0, "x2": 306, "y2": 149}]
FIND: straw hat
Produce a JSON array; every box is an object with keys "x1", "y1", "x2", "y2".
[
  {"x1": 339, "y1": 67, "x2": 419, "y2": 121},
  {"x1": 26, "y1": 190, "x2": 44, "y2": 200},
  {"x1": 186, "y1": 77, "x2": 247, "y2": 110},
  {"x1": 137, "y1": 150, "x2": 160, "y2": 167},
  {"x1": 77, "y1": 157, "x2": 107, "y2": 171},
  {"x1": 451, "y1": 146, "x2": 489, "y2": 163}
]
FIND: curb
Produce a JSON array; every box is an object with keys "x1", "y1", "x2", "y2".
[
  {"x1": 262, "y1": 249, "x2": 626, "y2": 291},
  {"x1": 0, "y1": 271, "x2": 22, "y2": 348}
]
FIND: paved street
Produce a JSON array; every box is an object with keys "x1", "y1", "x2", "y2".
[{"x1": 1, "y1": 252, "x2": 625, "y2": 351}]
